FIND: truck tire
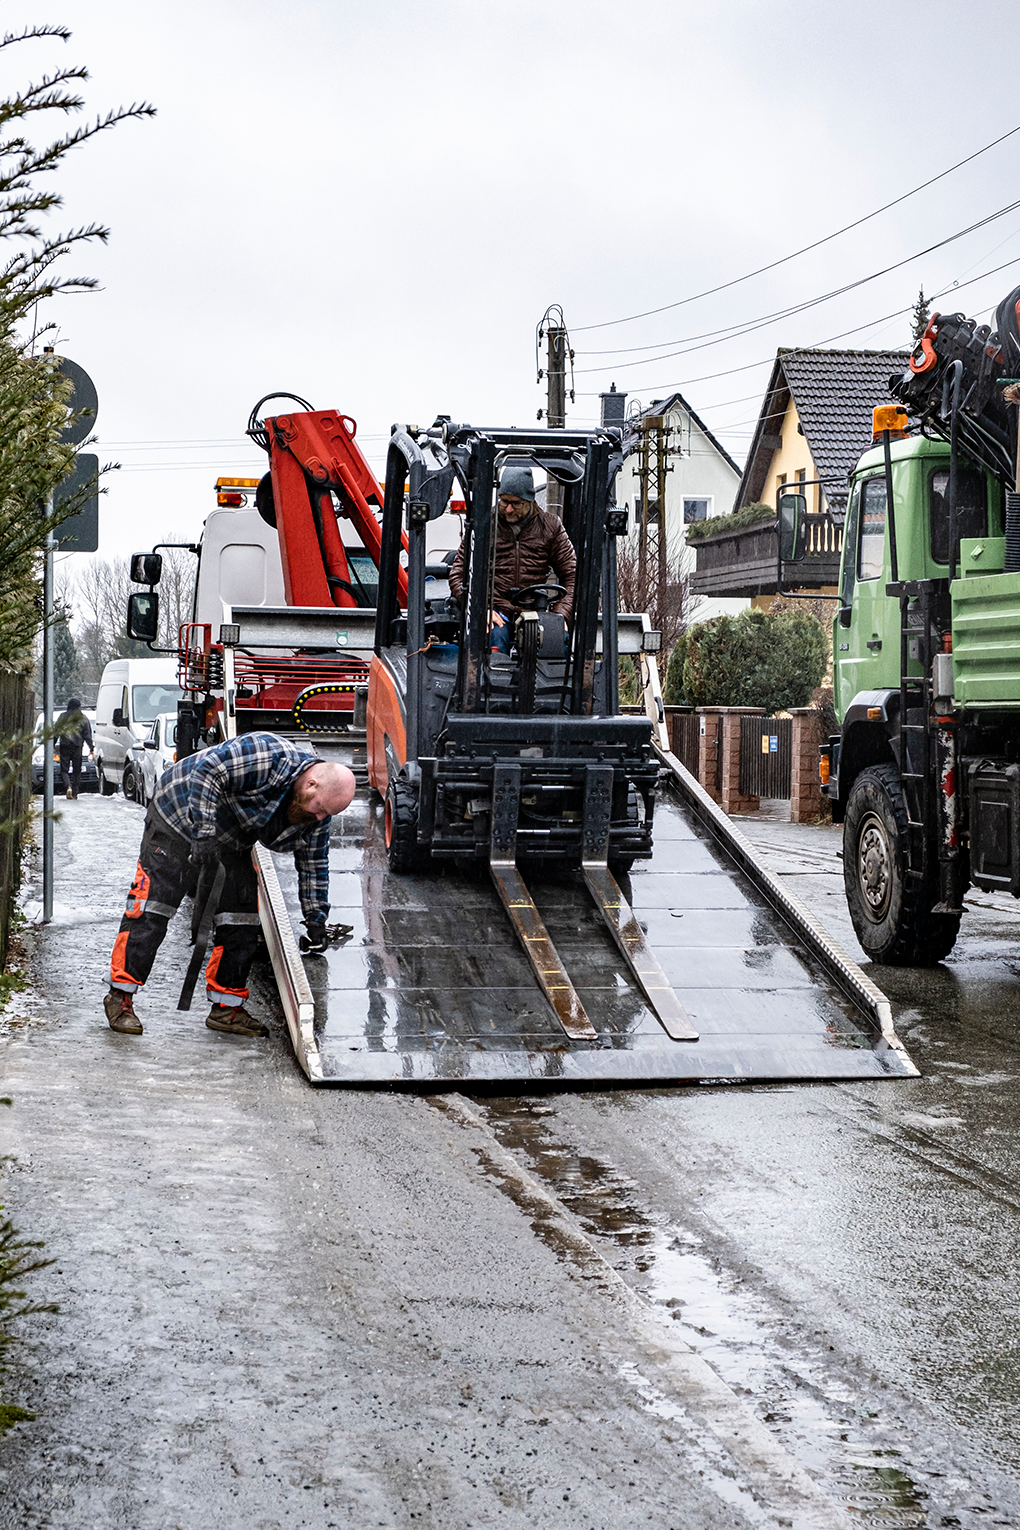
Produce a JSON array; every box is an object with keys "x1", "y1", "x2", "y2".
[
  {"x1": 384, "y1": 779, "x2": 424, "y2": 874},
  {"x1": 843, "y1": 762, "x2": 960, "y2": 966}
]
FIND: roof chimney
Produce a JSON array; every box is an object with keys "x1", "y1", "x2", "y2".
[{"x1": 599, "y1": 381, "x2": 627, "y2": 429}]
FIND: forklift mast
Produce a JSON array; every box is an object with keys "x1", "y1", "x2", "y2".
[{"x1": 365, "y1": 418, "x2": 692, "y2": 1044}]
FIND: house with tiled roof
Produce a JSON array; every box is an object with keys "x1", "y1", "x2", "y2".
[{"x1": 690, "y1": 347, "x2": 910, "y2": 602}]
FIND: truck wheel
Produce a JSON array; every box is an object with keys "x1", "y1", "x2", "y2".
[
  {"x1": 844, "y1": 762, "x2": 960, "y2": 966},
  {"x1": 122, "y1": 764, "x2": 139, "y2": 804},
  {"x1": 384, "y1": 779, "x2": 424, "y2": 874},
  {"x1": 98, "y1": 759, "x2": 116, "y2": 796}
]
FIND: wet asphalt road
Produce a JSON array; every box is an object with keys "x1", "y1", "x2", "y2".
[{"x1": 0, "y1": 792, "x2": 1018, "y2": 1528}]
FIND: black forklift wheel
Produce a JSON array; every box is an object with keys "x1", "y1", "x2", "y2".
[
  {"x1": 843, "y1": 763, "x2": 960, "y2": 966},
  {"x1": 384, "y1": 779, "x2": 425, "y2": 874}
]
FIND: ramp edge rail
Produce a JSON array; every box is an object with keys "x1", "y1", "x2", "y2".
[
  {"x1": 253, "y1": 842, "x2": 323, "y2": 1083},
  {"x1": 655, "y1": 747, "x2": 918, "y2": 1077}
]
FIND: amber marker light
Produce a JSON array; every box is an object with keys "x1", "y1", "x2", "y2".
[
  {"x1": 215, "y1": 475, "x2": 260, "y2": 508},
  {"x1": 872, "y1": 405, "x2": 909, "y2": 438}
]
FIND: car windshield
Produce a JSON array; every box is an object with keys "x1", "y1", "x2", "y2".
[{"x1": 132, "y1": 685, "x2": 181, "y2": 724}]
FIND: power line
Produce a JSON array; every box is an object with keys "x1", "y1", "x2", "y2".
[
  {"x1": 574, "y1": 199, "x2": 1020, "y2": 376},
  {"x1": 575, "y1": 249, "x2": 1020, "y2": 407},
  {"x1": 574, "y1": 121, "x2": 1020, "y2": 332}
]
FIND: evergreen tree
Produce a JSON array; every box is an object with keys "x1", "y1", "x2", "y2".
[
  {"x1": 683, "y1": 606, "x2": 828, "y2": 715},
  {"x1": 911, "y1": 287, "x2": 930, "y2": 346},
  {"x1": 663, "y1": 632, "x2": 689, "y2": 705},
  {"x1": 52, "y1": 613, "x2": 81, "y2": 702}
]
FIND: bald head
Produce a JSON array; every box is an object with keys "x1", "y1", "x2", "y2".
[{"x1": 289, "y1": 761, "x2": 357, "y2": 824}]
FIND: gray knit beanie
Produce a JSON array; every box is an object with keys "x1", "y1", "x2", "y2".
[{"x1": 498, "y1": 464, "x2": 536, "y2": 503}]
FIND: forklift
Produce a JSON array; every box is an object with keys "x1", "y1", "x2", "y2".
[{"x1": 365, "y1": 418, "x2": 696, "y2": 1044}]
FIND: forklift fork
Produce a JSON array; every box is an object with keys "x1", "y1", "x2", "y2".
[
  {"x1": 579, "y1": 766, "x2": 698, "y2": 1042},
  {"x1": 488, "y1": 763, "x2": 597, "y2": 1041},
  {"x1": 487, "y1": 763, "x2": 698, "y2": 1044}
]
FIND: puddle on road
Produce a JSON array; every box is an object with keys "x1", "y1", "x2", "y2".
[{"x1": 473, "y1": 1095, "x2": 983, "y2": 1530}]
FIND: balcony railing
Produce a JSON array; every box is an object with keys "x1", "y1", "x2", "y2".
[{"x1": 690, "y1": 511, "x2": 843, "y2": 598}]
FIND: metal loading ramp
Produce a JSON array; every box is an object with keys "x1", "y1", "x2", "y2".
[{"x1": 254, "y1": 749, "x2": 916, "y2": 1087}]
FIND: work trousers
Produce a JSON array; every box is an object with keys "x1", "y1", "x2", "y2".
[
  {"x1": 59, "y1": 745, "x2": 83, "y2": 796},
  {"x1": 109, "y1": 804, "x2": 262, "y2": 1008},
  {"x1": 490, "y1": 620, "x2": 513, "y2": 654}
]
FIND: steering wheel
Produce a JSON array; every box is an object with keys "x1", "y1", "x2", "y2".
[{"x1": 509, "y1": 582, "x2": 566, "y2": 612}]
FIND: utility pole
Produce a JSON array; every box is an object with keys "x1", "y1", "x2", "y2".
[
  {"x1": 545, "y1": 325, "x2": 566, "y2": 515},
  {"x1": 635, "y1": 413, "x2": 673, "y2": 626},
  {"x1": 537, "y1": 305, "x2": 573, "y2": 516}
]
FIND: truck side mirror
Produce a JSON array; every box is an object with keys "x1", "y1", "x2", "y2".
[
  {"x1": 112, "y1": 707, "x2": 126, "y2": 729},
  {"x1": 130, "y1": 551, "x2": 163, "y2": 585},
  {"x1": 778, "y1": 493, "x2": 807, "y2": 562},
  {"x1": 127, "y1": 590, "x2": 160, "y2": 643}
]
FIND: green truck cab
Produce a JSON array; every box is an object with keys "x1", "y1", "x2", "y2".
[{"x1": 822, "y1": 425, "x2": 1013, "y2": 967}]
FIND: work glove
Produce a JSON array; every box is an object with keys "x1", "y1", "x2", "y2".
[
  {"x1": 189, "y1": 838, "x2": 219, "y2": 869},
  {"x1": 299, "y1": 915, "x2": 354, "y2": 954},
  {"x1": 300, "y1": 914, "x2": 329, "y2": 954}
]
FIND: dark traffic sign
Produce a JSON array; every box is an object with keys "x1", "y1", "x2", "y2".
[
  {"x1": 56, "y1": 452, "x2": 99, "y2": 552},
  {"x1": 57, "y1": 357, "x2": 98, "y2": 446}
]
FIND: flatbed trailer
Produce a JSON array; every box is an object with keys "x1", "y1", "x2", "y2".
[{"x1": 253, "y1": 738, "x2": 914, "y2": 1088}]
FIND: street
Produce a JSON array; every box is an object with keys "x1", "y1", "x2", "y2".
[{"x1": 0, "y1": 791, "x2": 1018, "y2": 1528}]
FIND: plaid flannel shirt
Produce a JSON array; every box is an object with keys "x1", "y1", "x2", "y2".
[{"x1": 153, "y1": 732, "x2": 331, "y2": 921}]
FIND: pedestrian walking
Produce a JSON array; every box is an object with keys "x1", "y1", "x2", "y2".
[
  {"x1": 104, "y1": 732, "x2": 356, "y2": 1038},
  {"x1": 54, "y1": 697, "x2": 93, "y2": 800}
]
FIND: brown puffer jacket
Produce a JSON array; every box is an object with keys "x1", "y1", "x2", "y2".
[{"x1": 449, "y1": 508, "x2": 576, "y2": 617}]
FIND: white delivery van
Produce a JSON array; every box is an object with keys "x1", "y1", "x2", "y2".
[{"x1": 94, "y1": 657, "x2": 182, "y2": 794}]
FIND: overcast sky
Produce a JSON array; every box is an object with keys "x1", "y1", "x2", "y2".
[{"x1": 7, "y1": 0, "x2": 1020, "y2": 569}]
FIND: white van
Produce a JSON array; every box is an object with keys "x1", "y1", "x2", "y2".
[{"x1": 94, "y1": 657, "x2": 182, "y2": 794}]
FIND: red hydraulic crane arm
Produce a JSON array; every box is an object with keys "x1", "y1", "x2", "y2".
[{"x1": 266, "y1": 408, "x2": 408, "y2": 608}]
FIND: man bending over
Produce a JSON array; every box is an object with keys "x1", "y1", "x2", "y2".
[{"x1": 105, "y1": 732, "x2": 356, "y2": 1038}]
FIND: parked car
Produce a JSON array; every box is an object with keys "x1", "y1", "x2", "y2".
[
  {"x1": 31, "y1": 709, "x2": 99, "y2": 794},
  {"x1": 94, "y1": 656, "x2": 181, "y2": 795},
  {"x1": 123, "y1": 712, "x2": 179, "y2": 805}
]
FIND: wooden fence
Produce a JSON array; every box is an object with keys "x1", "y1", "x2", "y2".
[
  {"x1": 739, "y1": 715, "x2": 793, "y2": 799},
  {"x1": 665, "y1": 707, "x2": 700, "y2": 776},
  {"x1": 0, "y1": 670, "x2": 32, "y2": 973}
]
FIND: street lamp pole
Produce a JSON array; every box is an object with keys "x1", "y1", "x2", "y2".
[{"x1": 42, "y1": 503, "x2": 54, "y2": 923}]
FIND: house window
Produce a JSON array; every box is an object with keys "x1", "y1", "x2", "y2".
[{"x1": 683, "y1": 497, "x2": 712, "y2": 524}]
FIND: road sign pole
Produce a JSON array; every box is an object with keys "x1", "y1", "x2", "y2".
[{"x1": 42, "y1": 503, "x2": 55, "y2": 923}]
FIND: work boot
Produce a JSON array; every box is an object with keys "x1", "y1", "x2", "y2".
[
  {"x1": 206, "y1": 1004, "x2": 269, "y2": 1038},
  {"x1": 66, "y1": 787, "x2": 72, "y2": 800},
  {"x1": 104, "y1": 989, "x2": 143, "y2": 1034}
]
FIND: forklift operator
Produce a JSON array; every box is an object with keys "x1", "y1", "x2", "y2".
[
  {"x1": 448, "y1": 465, "x2": 576, "y2": 653},
  {"x1": 104, "y1": 733, "x2": 356, "y2": 1039}
]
